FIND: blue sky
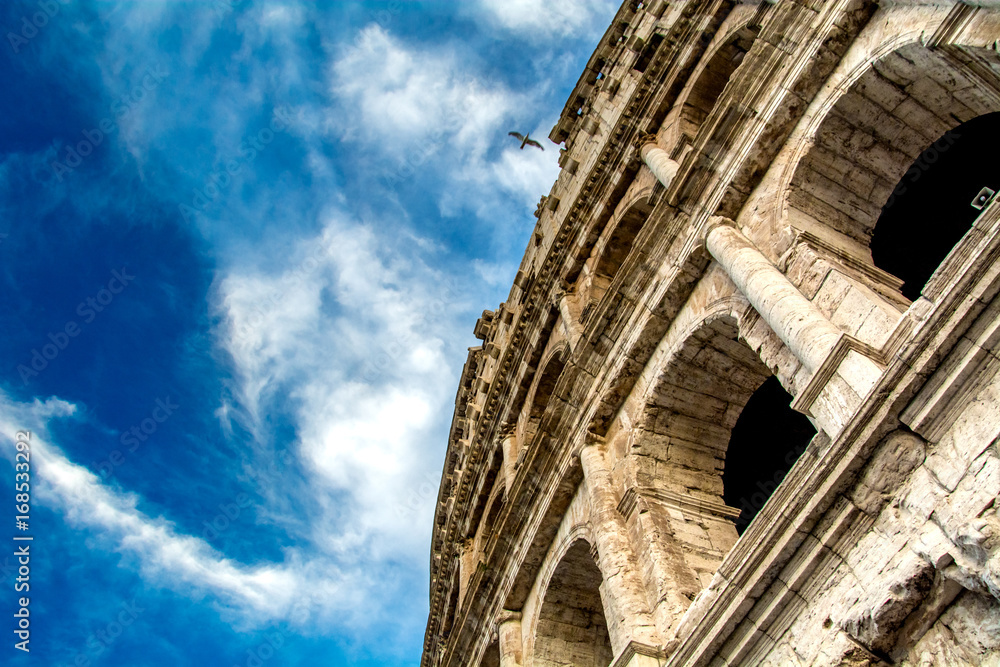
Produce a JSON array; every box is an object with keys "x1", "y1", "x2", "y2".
[{"x1": 0, "y1": 1, "x2": 618, "y2": 665}]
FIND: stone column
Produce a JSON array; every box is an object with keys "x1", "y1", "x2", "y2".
[
  {"x1": 497, "y1": 610, "x2": 523, "y2": 667},
  {"x1": 579, "y1": 442, "x2": 659, "y2": 652},
  {"x1": 556, "y1": 291, "x2": 583, "y2": 352},
  {"x1": 459, "y1": 538, "x2": 477, "y2": 602},
  {"x1": 501, "y1": 430, "x2": 518, "y2": 491},
  {"x1": 640, "y1": 143, "x2": 680, "y2": 190},
  {"x1": 704, "y1": 219, "x2": 843, "y2": 373}
]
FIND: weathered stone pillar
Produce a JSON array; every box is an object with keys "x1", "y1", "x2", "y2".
[
  {"x1": 704, "y1": 218, "x2": 842, "y2": 373},
  {"x1": 459, "y1": 538, "x2": 477, "y2": 602},
  {"x1": 556, "y1": 290, "x2": 583, "y2": 352},
  {"x1": 640, "y1": 143, "x2": 680, "y2": 190},
  {"x1": 497, "y1": 610, "x2": 523, "y2": 667},
  {"x1": 579, "y1": 441, "x2": 659, "y2": 652},
  {"x1": 501, "y1": 430, "x2": 518, "y2": 491}
]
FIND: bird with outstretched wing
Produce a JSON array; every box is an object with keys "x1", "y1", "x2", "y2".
[{"x1": 509, "y1": 131, "x2": 544, "y2": 151}]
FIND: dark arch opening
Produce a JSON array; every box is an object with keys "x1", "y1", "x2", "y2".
[
  {"x1": 478, "y1": 481, "x2": 506, "y2": 555},
  {"x1": 480, "y1": 641, "x2": 500, "y2": 667},
  {"x1": 678, "y1": 25, "x2": 758, "y2": 143},
  {"x1": 723, "y1": 376, "x2": 816, "y2": 535},
  {"x1": 872, "y1": 112, "x2": 1000, "y2": 301},
  {"x1": 533, "y1": 539, "x2": 613, "y2": 667},
  {"x1": 523, "y1": 353, "x2": 566, "y2": 445},
  {"x1": 589, "y1": 200, "x2": 652, "y2": 305}
]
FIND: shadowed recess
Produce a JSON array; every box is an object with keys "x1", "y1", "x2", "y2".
[{"x1": 723, "y1": 376, "x2": 816, "y2": 535}]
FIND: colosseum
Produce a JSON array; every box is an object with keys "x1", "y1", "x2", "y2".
[{"x1": 422, "y1": 1, "x2": 1000, "y2": 665}]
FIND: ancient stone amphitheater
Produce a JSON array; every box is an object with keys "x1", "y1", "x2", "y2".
[{"x1": 422, "y1": 2, "x2": 1000, "y2": 665}]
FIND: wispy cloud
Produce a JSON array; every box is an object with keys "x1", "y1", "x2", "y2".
[
  {"x1": 328, "y1": 24, "x2": 518, "y2": 159},
  {"x1": 329, "y1": 24, "x2": 560, "y2": 223},
  {"x1": 0, "y1": 389, "x2": 420, "y2": 633},
  {"x1": 470, "y1": 0, "x2": 619, "y2": 38},
  {"x1": 215, "y1": 209, "x2": 466, "y2": 560}
]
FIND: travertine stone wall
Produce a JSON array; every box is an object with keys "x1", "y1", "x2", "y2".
[{"x1": 422, "y1": 2, "x2": 1000, "y2": 666}]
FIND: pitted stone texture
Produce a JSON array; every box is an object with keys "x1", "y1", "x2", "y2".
[{"x1": 421, "y1": 3, "x2": 1000, "y2": 667}]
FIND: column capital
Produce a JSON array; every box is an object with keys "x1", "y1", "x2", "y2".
[
  {"x1": 639, "y1": 142, "x2": 681, "y2": 190},
  {"x1": 496, "y1": 609, "x2": 522, "y2": 625},
  {"x1": 705, "y1": 214, "x2": 737, "y2": 237},
  {"x1": 635, "y1": 133, "x2": 659, "y2": 150}
]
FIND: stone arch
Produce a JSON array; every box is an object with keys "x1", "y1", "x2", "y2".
[
  {"x1": 635, "y1": 312, "x2": 771, "y2": 506},
  {"x1": 530, "y1": 538, "x2": 613, "y2": 667},
  {"x1": 476, "y1": 476, "x2": 506, "y2": 558},
  {"x1": 583, "y1": 194, "x2": 654, "y2": 307},
  {"x1": 617, "y1": 265, "x2": 814, "y2": 594},
  {"x1": 479, "y1": 641, "x2": 500, "y2": 667},
  {"x1": 521, "y1": 345, "x2": 568, "y2": 446},
  {"x1": 673, "y1": 23, "x2": 760, "y2": 148},
  {"x1": 782, "y1": 41, "x2": 1000, "y2": 288}
]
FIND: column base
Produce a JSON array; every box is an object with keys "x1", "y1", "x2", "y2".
[
  {"x1": 790, "y1": 333, "x2": 886, "y2": 438},
  {"x1": 611, "y1": 640, "x2": 668, "y2": 667}
]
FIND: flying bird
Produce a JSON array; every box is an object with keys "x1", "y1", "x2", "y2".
[{"x1": 509, "y1": 131, "x2": 544, "y2": 151}]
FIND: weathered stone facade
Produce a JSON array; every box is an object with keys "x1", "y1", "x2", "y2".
[{"x1": 423, "y1": 2, "x2": 1000, "y2": 665}]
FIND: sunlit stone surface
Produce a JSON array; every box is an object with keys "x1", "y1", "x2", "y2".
[{"x1": 423, "y1": 2, "x2": 1000, "y2": 666}]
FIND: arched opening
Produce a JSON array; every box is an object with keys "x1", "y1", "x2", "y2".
[
  {"x1": 442, "y1": 570, "x2": 460, "y2": 638},
  {"x1": 533, "y1": 539, "x2": 613, "y2": 667},
  {"x1": 677, "y1": 25, "x2": 758, "y2": 144},
  {"x1": 480, "y1": 641, "x2": 501, "y2": 667},
  {"x1": 638, "y1": 316, "x2": 771, "y2": 505},
  {"x1": 636, "y1": 315, "x2": 773, "y2": 587},
  {"x1": 588, "y1": 199, "x2": 652, "y2": 305},
  {"x1": 522, "y1": 352, "x2": 567, "y2": 446},
  {"x1": 786, "y1": 44, "x2": 1000, "y2": 292},
  {"x1": 872, "y1": 112, "x2": 1000, "y2": 300},
  {"x1": 723, "y1": 376, "x2": 816, "y2": 534},
  {"x1": 475, "y1": 479, "x2": 506, "y2": 558}
]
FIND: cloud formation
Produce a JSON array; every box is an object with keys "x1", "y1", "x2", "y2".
[{"x1": 473, "y1": 0, "x2": 619, "y2": 38}]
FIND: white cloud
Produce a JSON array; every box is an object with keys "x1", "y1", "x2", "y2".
[
  {"x1": 450, "y1": 117, "x2": 562, "y2": 215},
  {"x1": 471, "y1": 0, "x2": 619, "y2": 38},
  {"x1": 4, "y1": 0, "x2": 614, "y2": 647},
  {"x1": 329, "y1": 26, "x2": 561, "y2": 225},
  {"x1": 0, "y1": 394, "x2": 360, "y2": 629},
  {"x1": 329, "y1": 24, "x2": 518, "y2": 163},
  {"x1": 0, "y1": 209, "x2": 467, "y2": 633},
  {"x1": 216, "y1": 211, "x2": 462, "y2": 563}
]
